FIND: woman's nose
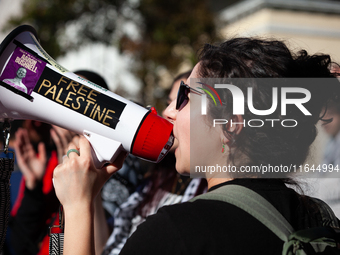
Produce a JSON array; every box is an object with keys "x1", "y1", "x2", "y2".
[{"x1": 162, "y1": 100, "x2": 177, "y2": 123}]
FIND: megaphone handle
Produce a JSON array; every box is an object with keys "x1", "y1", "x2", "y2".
[
  {"x1": 84, "y1": 130, "x2": 124, "y2": 169},
  {"x1": 90, "y1": 147, "x2": 106, "y2": 169},
  {"x1": 90, "y1": 145, "x2": 125, "y2": 169}
]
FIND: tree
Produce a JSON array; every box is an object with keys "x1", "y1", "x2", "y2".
[{"x1": 6, "y1": 0, "x2": 219, "y2": 107}]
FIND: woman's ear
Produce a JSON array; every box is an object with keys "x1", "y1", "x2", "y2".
[
  {"x1": 220, "y1": 115, "x2": 244, "y2": 144},
  {"x1": 228, "y1": 115, "x2": 243, "y2": 135}
]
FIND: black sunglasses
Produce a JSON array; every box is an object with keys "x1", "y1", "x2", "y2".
[{"x1": 176, "y1": 81, "x2": 203, "y2": 111}]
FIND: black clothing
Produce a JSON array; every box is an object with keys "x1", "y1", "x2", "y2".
[
  {"x1": 120, "y1": 179, "x2": 302, "y2": 255},
  {"x1": 9, "y1": 181, "x2": 59, "y2": 255}
]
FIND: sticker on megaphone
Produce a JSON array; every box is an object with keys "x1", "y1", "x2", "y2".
[{"x1": 0, "y1": 25, "x2": 174, "y2": 167}]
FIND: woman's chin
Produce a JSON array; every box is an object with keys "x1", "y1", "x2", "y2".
[
  {"x1": 175, "y1": 162, "x2": 190, "y2": 176},
  {"x1": 178, "y1": 171, "x2": 190, "y2": 176}
]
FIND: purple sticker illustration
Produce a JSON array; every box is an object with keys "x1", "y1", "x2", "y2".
[{"x1": 0, "y1": 47, "x2": 46, "y2": 95}]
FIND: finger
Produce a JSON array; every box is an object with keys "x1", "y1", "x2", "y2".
[
  {"x1": 13, "y1": 129, "x2": 24, "y2": 154},
  {"x1": 77, "y1": 136, "x2": 91, "y2": 159},
  {"x1": 62, "y1": 154, "x2": 68, "y2": 162},
  {"x1": 53, "y1": 125, "x2": 76, "y2": 141},
  {"x1": 13, "y1": 130, "x2": 26, "y2": 164},
  {"x1": 54, "y1": 126, "x2": 73, "y2": 151},
  {"x1": 14, "y1": 129, "x2": 31, "y2": 160},
  {"x1": 21, "y1": 129, "x2": 35, "y2": 158},
  {"x1": 103, "y1": 151, "x2": 128, "y2": 175},
  {"x1": 52, "y1": 125, "x2": 75, "y2": 139},
  {"x1": 65, "y1": 137, "x2": 79, "y2": 158},
  {"x1": 51, "y1": 129, "x2": 65, "y2": 163},
  {"x1": 71, "y1": 135, "x2": 81, "y2": 149},
  {"x1": 13, "y1": 129, "x2": 35, "y2": 180},
  {"x1": 37, "y1": 142, "x2": 46, "y2": 162},
  {"x1": 51, "y1": 126, "x2": 68, "y2": 155},
  {"x1": 50, "y1": 128, "x2": 62, "y2": 149},
  {"x1": 66, "y1": 147, "x2": 80, "y2": 159}
]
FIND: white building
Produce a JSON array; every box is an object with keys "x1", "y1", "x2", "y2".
[{"x1": 219, "y1": 0, "x2": 340, "y2": 62}]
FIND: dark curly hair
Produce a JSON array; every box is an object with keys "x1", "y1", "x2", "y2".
[{"x1": 198, "y1": 38, "x2": 340, "y2": 177}]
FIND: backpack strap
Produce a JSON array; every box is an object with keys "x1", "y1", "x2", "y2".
[
  {"x1": 189, "y1": 184, "x2": 294, "y2": 242},
  {"x1": 190, "y1": 184, "x2": 340, "y2": 254}
]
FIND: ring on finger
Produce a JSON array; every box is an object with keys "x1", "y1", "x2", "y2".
[{"x1": 67, "y1": 149, "x2": 80, "y2": 158}]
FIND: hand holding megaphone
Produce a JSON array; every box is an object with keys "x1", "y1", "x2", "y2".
[
  {"x1": 53, "y1": 135, "x2": 127, "y2": 213},
  {"x1": 0, "y1": 25, "x2": 174, "y2": 168}
]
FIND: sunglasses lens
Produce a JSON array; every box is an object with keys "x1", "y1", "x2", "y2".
[{"x1": 176, "y1": 83, "x2": 189, "y2": 110}]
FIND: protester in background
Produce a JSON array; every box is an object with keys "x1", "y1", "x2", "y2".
[
  {"x1": 322, "y1": 101, "x2": 340, "y2": 167},
  {"x1": 4, "y1": 120, "x2": 54, "y2": 255},
  {"x1": 321, "y1": 64, "x2": 340, "y2": 169},
  {"x1": 53, "y1": 37, "x2": 340, "y2": 255},
  {"x1": 313, "y1": 100, "x2": 340, "y2": 217},
  {"x1": 310, "y1": 64, "x2": 340, "y2": 217},
  {"x1": 9, "y1": 123, "x2": 67, "y2": 255}
]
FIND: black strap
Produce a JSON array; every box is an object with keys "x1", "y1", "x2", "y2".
[
  {"x1": 48, "y1": 205, "x2": 64, "y2": 255},
  {"x1": 49, "y1": 233, "x2": 64, "y2": 255},
  {"x1": 0, "y1": 151, "x2": 15, "y2": 252}
]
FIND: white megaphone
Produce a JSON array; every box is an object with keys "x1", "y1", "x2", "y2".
[{"x1": 0, "y1": 25, "x2": 174, "y2": 167}]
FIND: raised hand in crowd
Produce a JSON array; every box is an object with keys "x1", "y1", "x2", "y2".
[
  {"x1": 50, "y1": 125, "x2": 77, "y2": 163},
  {"x1": 14, "y1": 127, "x2": 47, "y2": 190}
]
